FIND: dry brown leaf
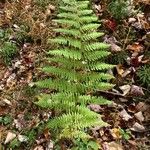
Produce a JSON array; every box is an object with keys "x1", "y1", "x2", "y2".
[
  {"x1": 4, "y1": 132, "x2": 16, "y2": 144},
  {"x1": 116, "y1": 65, "x2": 124, "y2": 76},
  {"x1": 18, "y1": 135, "x2": 28, "y2": 142},
  {"x1": 34, "y1": 146, "x2": 44, "y2": 150},
  {"x1": 119, "y1": 85, "x2": 131, "y2": 96},
  {"x1": 110, "y1": 128, "x2": 122, "y2": 139},
  {"x1": 127, "y1": 43, "x2": 144, "y2": 53},
  {"x1": 119, "y1": 109, "x2": 132, "y2": 121},
  {"x1": 88, "y1": 104, "x2": 103, "y2": 112},
  {"x1": 108, "y1": 141, "x2": 123, "y2": 150},
  {"x1": 136, "y1": 102, "x2": 148, "y2": 112},
  {"x1": 134, "y1": 111, "x2": 144, "y2": 122},
  {"x1": 131, "y1": 122, "x2": 145, "y2": 132},
  {"x1": 130, "y1": 85, "x2": 144, "y2": 96}
]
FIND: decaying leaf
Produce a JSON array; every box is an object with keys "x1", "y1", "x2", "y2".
[
  {"x1": 108, "y1": 141, "x2": 123, "y2": 150},
  {"x1": 18, "y1": 135, "x2": 28, "y2": 142},
  {"x1": 131, "y1": 122, "x2": 145, "y2": 132},
  {"x1": 127, "y1": 43, "x2": 144, "y2": 53},
  {"x1": 134, "y1": 111, "x2": 144, "y2": 122},
  {"x1": 34, "y1": 146, "x2": 44, "y2": 150},
  {"x1": 119, "y1": 85, "x2": 131, "y2": 96},
  {"x1": 88, "y1": 104, "x2": 103, "y2": 112},
  {"x1": 130, "y1": 85, "x2": 144, "y2": 96},
  {"x1": 110, "y1": 128, "x2": 122, "y2": 139},
  {"x1": 4, "y1": 132, "x2": 16, "y2": 144},
  {"x1": 119, "y1": 109, "x2": 132, "y2": 121}
]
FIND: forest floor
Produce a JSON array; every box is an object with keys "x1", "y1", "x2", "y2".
[{"x1": 0, "y1": 0, "x2": 150, "y2": 150}]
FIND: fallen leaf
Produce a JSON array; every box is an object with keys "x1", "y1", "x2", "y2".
[
  {"x1": 18, "y1": 135, "x2": 28, "y2": 142},
  {"x1": 4, "y1": 132, "x2": 16, "y2": 144},
  {"x1": 34, "y1": 146, "x2": 44, "y2": 150},
  {"x1": 111, "y1": 43, "x2": 122, "y2": 52},
  {"x1": 136, "y1": 102, "x2": 148, "y2": 112},
  {"x1": 108, "y1": 141, "x2": 123, "y2": 150},
  {"x1": 88, "y1": 104, "x2": 103, "y2": 112},
  {"x1": 46, "y1": 140, "x2": 54, "y2": 150},
  {"x1": 116, "y1": 65, "x2": 124, "y2": 76},
  {"x1": 119, "y1": 85, "x2": 131, "y2": 96},
  {"x1": 128, "y1": 18, "x2": 136, "y2": 23},
  {"x1": 134, "y1": 111, "x2": 144, "y2": 122},
  {"x1": 131, "y1": 122, "x2": 145, "y2": 132},
  {"x1": 127, "y1": 43, "x2": 144, "y2": 53},
  {"x1": 110, "y1": 128, "x2": 122, "y2": 139},
  {"x1": 130, "y1": 85, "x2": 144, "y2": 96},
  {"x1": 119, "y1": 109, "x2": 132, "y2": 121}
]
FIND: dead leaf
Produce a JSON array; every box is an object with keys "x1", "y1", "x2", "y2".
[
  {"x1": 110, "y1": 128, "x2": 122, "y2": 139},
  {"x1": 131, "y1": 122, "x2": 145, "y2": 132},
  {"x1": 108, "y1": 141, "x2": 123, "y2": 150},
  {"x1": 104, "y1": 35, "x2": 121, "y2": 52},
  {"x1": 88, "y1": 104, "x2": 103, "y2": 112},
  {"x1": 46, "y1": 140, "x2": 54, "y2": 150},
  {"x1": 130, "y1": 85, "x2": 144, "y2": 96},
  {"x1": 119, "y1": 109, "x2": 132, "y2": 121},
  {"x1": 111, "y1": 43, "x2": 122, "y2": 52},
  {"x1": 136, "y1": 102, "x2": 148, "y2": 112},
  {"x1": 128, "y1": 18, "x2": 136, "y2": 23},
  {"x1": 127, "y1": 43, "x2": 144, "y2": 53},
  {"x1": 18, "y1": 135, "x2": 28, "y2": 142},
  {"x1": 134, "y1": 111, "x2": 144, "y2": 122},
  {"x1": 116, "y1": 65, "x2": 124, "y2": 76},
  {"x1": 4, "y1": 132, "x2": 16, "y2": 144},
  {"x1": 119, "y1": 85, "x2": 131, "y2": 96},
  {"x1": 34, "y1": 146, "x2": 44, "y2": 150}
]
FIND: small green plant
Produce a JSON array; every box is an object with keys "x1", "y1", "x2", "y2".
[
  {"x1": 108, "y1": 0, "x2": 135, "y2": 20},
  {"x1": 0, "y1": 41, "x2": 18, "y2": 65},
  {"x1": 9, "y1": 139, "x2": 21, "y2": 149},
  {"x1": 0, "y1": 115, "x2": 13, "y2": 125},
  {"x1": 120, "y1": 129, "x2": 131, "y2": 140},
  {"x1": 72, "y1": 139, "x2": 100, "y2": 150},
  {"x1": 35, "y1": 0, "x2": 114, "y2": 144},
  {"x1": 109, "y1": 51, "x2": 128, "y2": 64},
  {"x1": 137, "y1": 65, "x2": 150, "y2": 87}
]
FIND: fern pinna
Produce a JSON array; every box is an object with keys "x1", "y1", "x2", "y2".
[{"x1": 35, "y1": 0, "x2": 114, "y2": 140}]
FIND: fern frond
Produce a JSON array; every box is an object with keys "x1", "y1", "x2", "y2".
[
  {"x1": 47, "y1": 57, "x2": 84, "y2": 69},
  {"x1": 92, "y1": 82, "x2": 115, "y2": 90},
  {"x1": 53, "y1": 19, "x2": 80, "y2": 28},
  {"x1": 35, "y1": 94, "x2": 52, "y2": 108},
  {"x1": 82, "y1": 73, "x2": 114, "y2": 82},
  {"x1": 57, "y1": 13, "x2": 78, "y2": 20},
  {"x1": 88, "y1": 63, "x2": 115, "y2": 71},
  {"x1": 78, "y1": 1, "x2": 89, "y2": 9},
  {"x1": 35, "y1": 0, "x2": 115, "y2": 142},
  {"x1": 53, "y1": 29, "x2": 80, "y2": 37},
  {"x1": 79, "y1": 9, "x2": 93, "y2": 16},
  {"x1": 42, "y1": 66, "x2": 77, "y2": 80},
  {"x1": 84, "y1": 51, "x2": 110, "y2": 61},
  {"x1": 35, "y1": 79, "x2": 86, "y2": 94},
  {"x1": 60, "y1": 6, "x2": 77, "y2": 13},
  {"x1": 78, "y1": 95, "x2": 112, "y2": 105},
  {"x1": 79, "y1": 16, "x2": 98, "y2": 24},
  {"x1": 48, "y1": 49, "x2": 82, "y2": 60},
  {"x1": 80, "y1": 24, "x2": 100, "y2": 32},
  {"x1": 60, "y1": 129, "x2": 91, "y2": 139},
  {"x1": 82, "y1": 32, "x2": 104, "y2": 41},
  {"x1": 49, "y1": 37, "x2": 81, "y2": 49},
  {"x1": 84, "y1": 42, "x2": 110, "y2": 51}
]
